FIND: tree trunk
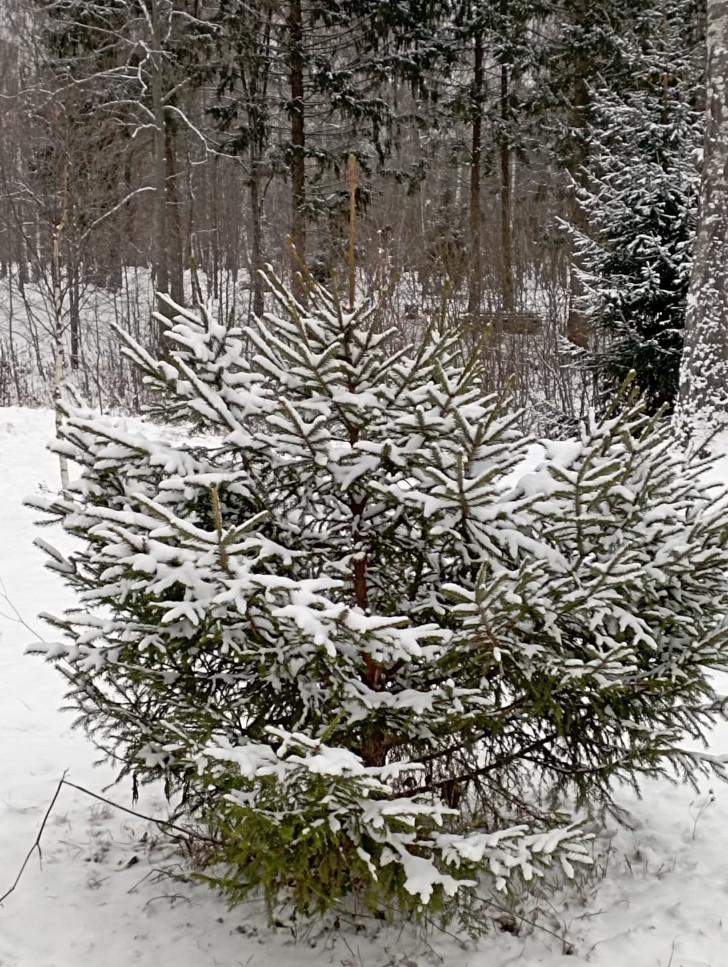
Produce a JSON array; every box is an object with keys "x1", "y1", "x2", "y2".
[
  {"x1": 566, "y1": 0, "x2": 590, "y2": 348},
  {"x1": 52, "y1": 164, "x2": 69, "y2": 490},
  {"x1": 151, "y1": 0, "x2": 170, "y2": 349},
  {"x1": 70, "y1": 259, "x2": 80, "y2": 370},
  {"x1": 467, "y1": 30, "x2": 483, "y2": 316},
  {"x1": 677, "y1": 0, "x2": 728, "y2": 436},
  {"x1": 165, "y1": 118, "x2": 185, "y2": 308},
  {"x1": 500, "y1": 56, "x2": 514, "y2": 315},
  {"x1": 288, "y1": 0, "x2": 306, "y2": 291},
  {"x1": 250, "y1": 148, "x2": 265, "y2": 318}
]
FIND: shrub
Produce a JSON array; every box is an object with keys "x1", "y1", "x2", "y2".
[{"x1": 29, "y1": 271, "x2": 728, "y2": 925}]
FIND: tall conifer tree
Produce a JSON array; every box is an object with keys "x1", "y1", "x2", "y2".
[{"x1": 570, "y1": 0, "x2": 703, "y2": 413}]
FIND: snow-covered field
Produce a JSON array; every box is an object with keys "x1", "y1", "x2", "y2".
[{"x1": 2, "y1": 406, "x2": 728, "y2": 967}]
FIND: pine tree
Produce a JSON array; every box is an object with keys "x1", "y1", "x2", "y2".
[
  {"x1": 29, "y1": 270, "x2": 728, "y2": 923},
  {"x1": 569, "y1": 0, "x2": 703, "y2": 413}
]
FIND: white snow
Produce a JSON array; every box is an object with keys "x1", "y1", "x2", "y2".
[{"x1": 3, "y1": 406, "x2": 728, "y2": 965}]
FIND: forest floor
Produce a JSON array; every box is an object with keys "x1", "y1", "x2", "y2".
[{"x1": 1, "y1": 406, "x2": 728, "y2": 967}]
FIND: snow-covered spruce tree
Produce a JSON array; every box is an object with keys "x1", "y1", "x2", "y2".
[
  {"x1": 29, "y1": 272, "x2": 728, "y2": 923},
  {"x1": 569, "y1": 0, "x2": 703, "y2": 414}
]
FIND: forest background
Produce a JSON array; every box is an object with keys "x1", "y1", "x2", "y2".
[{"x1": 0, "y1": 0, "x2": 710, "y2": 430}]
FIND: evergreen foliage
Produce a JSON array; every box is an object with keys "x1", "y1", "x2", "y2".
[
  {"x1": 570, "y1": 1, "x2": 703, "y2": 412},
  {"x1": 29, "y1": 270, "x2": 728, "y2": 923}
]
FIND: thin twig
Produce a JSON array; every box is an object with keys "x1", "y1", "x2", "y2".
[
  {"x1": 0, "y1": 774, "x2": 220, "y2": 907},
  {"x1": 0, "y1": 577, "x2": 45, "y2": 642},
  {"x1": 60, "y1": 778, "x2": 219, "y2": 844},
  {"x1": 666, "y1": 936, "x2": 677, "y2": 967},
  {"x1": 482, "y1": 896, "x2": 573, "y2": 947},
  {"x1": 144, "y1": 893, "x2": 192, "y2": 907},
  {"x1": 0, "y1": 770, "x2": 68, "y2": 904}
]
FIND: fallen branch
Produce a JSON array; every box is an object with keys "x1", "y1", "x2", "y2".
[
  {"x1": 0, "y1": 772, "x2": 219, "y2": 907},
  {"x1": 0, "y1": 770, "x2": 67, "y2": 904},
  {"x1": 0, "y1": 576, "x2": 44, "y2": 643},
  {"x1": 59, "y1": 778, "x2": 219, "y2": 845}
]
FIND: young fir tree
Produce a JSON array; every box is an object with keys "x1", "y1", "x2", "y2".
[
  {"x1": 29, "y1": 269, "x2": 728, "y2": 923},
  {"x1": 569, "y1": 0, "x2": 703, "y2": 413}
]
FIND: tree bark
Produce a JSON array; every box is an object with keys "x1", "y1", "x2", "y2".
[
  {"x1": 52, "y1": 163, "x2": 69, "y2": 490},
  {"x1": 500, "y1": 56, "x2": 514, "y2": 315},
  {"x1": 151, "y1": 0, "x2": 170, "y2": 350},
  {"x1": 288, "y1": 0, "x2": 306, "y2": 291},
  {"x1": 165, "y1": 118, "x2": 185, "y2": 308},
  {"x1": 467, "y1": 30, "x2": 484, "y2": 316},
  {"x1": 69, "y1": 259, "x2": 80, "y2": 370},
  {"x1": 566, "y1": 0, "x2": 590, "y2": 348},
  {"x1": 677, "y1": 0, "x2": 728, "y2": 436},
  {"x1": 250, "y1": 148, "x2": 265, "y2": 317}
]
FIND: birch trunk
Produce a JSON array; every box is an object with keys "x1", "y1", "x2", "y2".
[{"x1": 677, "y1": 0, "x2": 728, "y2": 436}]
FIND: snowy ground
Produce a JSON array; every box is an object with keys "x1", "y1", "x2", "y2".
[{"x1": 2, "y1": 406, "x2": 728, "y2": 967}]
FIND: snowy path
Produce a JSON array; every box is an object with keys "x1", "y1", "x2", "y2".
[{"x1": 1, "y1": 407, "x2": 728, "y2": 966}]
